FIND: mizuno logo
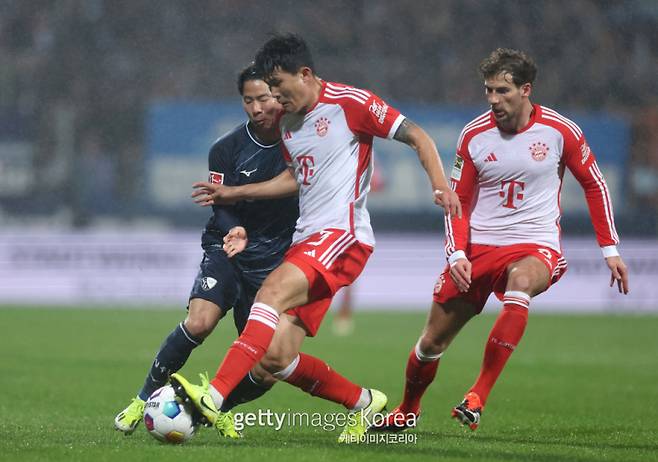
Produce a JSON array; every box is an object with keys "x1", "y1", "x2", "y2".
[
  {"x1": 484, "y1": 152, "x2": 498, "y2": 162},
  {"x1": 240, "y1": 168, "x2": 258, "y2": 177}
]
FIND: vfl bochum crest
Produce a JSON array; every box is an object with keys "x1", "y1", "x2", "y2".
[{"x1": 201, "y1": 277, "x2": 218, "y2": 291}]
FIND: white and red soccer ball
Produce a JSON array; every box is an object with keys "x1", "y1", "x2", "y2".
[{"x1": 144, "y1": 385, "x2": 197, "y2": 444}]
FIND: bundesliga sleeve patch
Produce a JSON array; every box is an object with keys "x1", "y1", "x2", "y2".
[
  {"x1": 209, "y1": 171, "x2": 224, "y2": 184},
  {"x1": 451, "y1": 155, "x2": 464, "y2": 181}
]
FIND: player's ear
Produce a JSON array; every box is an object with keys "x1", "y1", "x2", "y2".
[
  {"x1": 521, "y1": 82, "x2": 532, "y2": 97},
  {"x1": 299, "y1": 67, "x2": 313, "y2": 82}
]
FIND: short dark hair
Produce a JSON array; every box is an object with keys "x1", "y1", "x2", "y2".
[
  {"x1": 254, "y1": 33, "x2": 315, "y2": 81},
  {"x1": 237, "y1": 63, "x2": 265, "y2": 95},
  {"x1": 479, "y1": 48, "x2": 537, "y2": 86}
]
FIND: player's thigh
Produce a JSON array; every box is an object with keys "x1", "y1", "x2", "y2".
[
  {"x1": 255, "y1": 262, "x2": 311, "y2": 313},
  {"x1": 184, "y1": 298, "x2": 225, "y2": 339},
  {"x1": 419, "y1": 298, "x2": 479, "y2": 353},
  {"x1": 505, "y1": 256, "x2": 550, "y2": 296},
  {"x1": 260, "y1": 313, "x2": 307, "y2": 373}
]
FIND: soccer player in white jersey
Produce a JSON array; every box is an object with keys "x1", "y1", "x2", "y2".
[
  {"x1": 375, "y1": 48, "x2": 630, "y2": 433},
  {"x1": 170, "y1": 34, "x2": 461, "y2": 443}
]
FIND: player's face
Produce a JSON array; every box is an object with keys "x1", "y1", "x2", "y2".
[
  {"x1": 484, "y1": 72, "x2": 531, "y2": 126},
  {"x1": 267, "y1": 67, "x2": 313, "y2": 114},
  {"x1": 242, "y1": 79, "x2": 281, "y2": 130}
]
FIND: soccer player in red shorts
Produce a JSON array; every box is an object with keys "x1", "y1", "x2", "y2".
[
  {"x1": 375, "y1": 48, "x2": 630, "y2": 433},
  {"x1": 171, "y1": 34, "x2": 461, "y2": 443}
]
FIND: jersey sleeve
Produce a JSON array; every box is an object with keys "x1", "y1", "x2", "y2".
[
  {"x1": 341, "y1": 90, "x2": 405, "y2": 139},
  {"x1": 208, "y1": 140, "x2": 241, "y2": 232},
  {"x1": 563, "y1": 131, "x2": 620, "y2": 249},
  {"x1": 445, "y1": 145, "x2": 477, "y2": 263}
]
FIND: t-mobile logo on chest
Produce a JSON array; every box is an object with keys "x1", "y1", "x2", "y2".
[
  {"x1": 297, "y1": 155, "x2": 316, "y2": 185},
  {"x1": 499, "y1": 179, "x2": 525, "y2": 209}
]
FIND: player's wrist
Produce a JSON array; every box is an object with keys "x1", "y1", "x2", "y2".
[
  {"x1": 601, "y1": 245, "x2": 619, "y2": 259},
  {"x1": 448, "y1": 250, "x2": 467, "y2": 265}
]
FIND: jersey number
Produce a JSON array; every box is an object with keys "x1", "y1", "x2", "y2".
[{"x1": 306, "y1": 230, "x2": 333, "y2": 247}]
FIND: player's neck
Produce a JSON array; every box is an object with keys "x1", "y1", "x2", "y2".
[
  {"x1": 301, "y1": 77, "x2": 324, "y2": 114},
  {"x1": 249, "y1": 122, "x2": 279, "y2": 145},
  {"x1": 505, "y1": 101, "x2": 534, "y2": 132}
]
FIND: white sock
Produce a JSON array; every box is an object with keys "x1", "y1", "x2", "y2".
[
  {"x1": 351, "y1": 388, "x2": 372, "y2": 411},
  {"x1": 208, "y1": 383, "x2": 224, "y2": 409}
]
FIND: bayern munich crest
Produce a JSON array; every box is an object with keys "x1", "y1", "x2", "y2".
[
  {"x1": 529, "y1": 142, "x2": 549, "y2": 161},
  {"x1": 314, "y1": 117, "x2": 330, "y2": 137}
]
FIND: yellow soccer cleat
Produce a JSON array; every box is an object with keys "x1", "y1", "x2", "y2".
[
  {"x1": 114, "y1": 397, "x2": 146, "y2": 435},
  {"x1": 215, "y1": 411, "x2": 243, "y2": 439},
  {"x1": 338, "y1": 389, "x2": 388, "y2": 444},
  {"x1": 170, "y1": 372, "x2": 218, "y2": 426}
]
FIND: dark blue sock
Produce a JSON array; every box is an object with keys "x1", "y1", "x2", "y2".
[
  {"x1": 138, "y1": 322, "x2": 202, "y2": 401},
  {"x1": 220, "y1": 372, "x2": 273, "y2": 411}
]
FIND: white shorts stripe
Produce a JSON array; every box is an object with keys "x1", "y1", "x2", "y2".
[
  {"x1": 324, "y1": 236, "x2": 357, "y2": 269},
  {"x1": 318, "y1": 231, "x2": 351, "y2": 264}
]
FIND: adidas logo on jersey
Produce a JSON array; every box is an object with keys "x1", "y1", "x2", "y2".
[
  {"x1": 484, "y1": 152, "x2": 498, "y2": 162},
  {"x1": 304, "y1": 250, "x2": 316, "y2": 258},
  {"x1": 284, "y1": 131, "x2": 292, "y2": 140}
]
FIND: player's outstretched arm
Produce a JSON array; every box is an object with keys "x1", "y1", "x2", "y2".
[
  {"x1": 393, "y1": 118, "x2": 462, "y2": 218},
  {"x1": 223, "y1": 226, "x2": 248, "y2": 257},
  {"x1": 605, "y1": 255, "x2": 629, "y2": 294},
  {"x1": 192, "y1": 169, "x2": 299, "y2": 206}
]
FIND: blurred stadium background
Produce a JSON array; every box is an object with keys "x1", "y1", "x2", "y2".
[{"x1": 1, "y1": 0, "x2": 657, "y2": 311}]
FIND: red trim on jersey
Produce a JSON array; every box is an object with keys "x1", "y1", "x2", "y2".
[
  {"x1": 349, "y1": 202, "x2": 355, "y2": 234},
  {"x1": 538, "y1": 106, "x2": 619, "y2": 246},
  {"x1": 306, "y1": 80, "x2": 327, "y2": 113},
  {"x1": 280, "y1": 140, "x2": 292, "y2": 163},
  {"x1": 447, "y1": 114, "x2": 496, "y2": 256}
]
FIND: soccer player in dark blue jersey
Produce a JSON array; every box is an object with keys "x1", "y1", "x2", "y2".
[{"x1": 114, "y1": 64, "x2": 298, "y2": 437}]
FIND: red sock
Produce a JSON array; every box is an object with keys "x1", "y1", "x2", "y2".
[
  {"x1": 399, "y1": 343, "x2": 440, "y2": 414},
  {"x1": 282, "y1": 353, "x2": 362, "y2": 409},
  {"x1": 210, "y1": 303, "x2": 279, "y2": 398},
  {"x1": 469, "y1": 292, "x2": 529, "y2": 406}
]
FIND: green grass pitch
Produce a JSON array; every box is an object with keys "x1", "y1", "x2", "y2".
[{"x1": 1, "y1": 307, "x2": 657, "y2": 461}]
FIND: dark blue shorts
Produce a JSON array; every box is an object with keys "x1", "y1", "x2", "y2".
[{"x1": 189, "y1": 248, "x2": 260, "y2": 333}]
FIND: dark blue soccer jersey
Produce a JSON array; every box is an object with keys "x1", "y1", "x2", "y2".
[{"x1": 201, "y1": 122, "x2": 298, "y2": 287}]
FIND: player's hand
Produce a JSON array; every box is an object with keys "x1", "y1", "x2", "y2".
[
  {"x1": 605, "y1": 255, "x2": 629, "y2": 294},
  {"x1": 192, "y1": 182, "x2": 237, "y2": 206},
  {"x1": 449, "y1": 258, "x2": 472, "y2": 292},
  {"x1": 434, "y1": 188, "x2": 462, "y2": 219},
  {"x1": 223, "y1": 226, "x2": 248, "y2": 257}
]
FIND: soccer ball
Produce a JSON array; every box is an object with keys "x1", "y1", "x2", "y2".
[{"x1": 144, "y1": 385, "x2": 198, "y2": 444}]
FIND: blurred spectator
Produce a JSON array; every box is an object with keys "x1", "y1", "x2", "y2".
[{"x1": 0, "y1": 0, "x2": 656, "y2": 228}]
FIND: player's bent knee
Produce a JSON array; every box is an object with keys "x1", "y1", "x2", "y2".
[
  {"x1": 418, "y1": 334, "x2": 448, "y2": 357},
  {"x1": 184, "y1": 302, "x2": 223, "y2": 339},
  {"x1": 259, "y1": 350, "x2": 297, "y2": 375}
]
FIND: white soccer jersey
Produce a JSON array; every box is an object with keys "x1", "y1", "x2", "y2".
[
  {"x1": 280, "y1": 81, "x2": 405, "y2": 246},
  {"x1": 445, "y1": 104, "x2": 619, "y2": 256}
]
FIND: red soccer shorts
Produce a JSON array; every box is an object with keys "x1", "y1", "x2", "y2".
[
  {"x1": 284, "y1": 228, "x2": 373, "y2": 336},
  {"x1": 433, "y1": 243, "x2": 567, "y2": 313}
]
